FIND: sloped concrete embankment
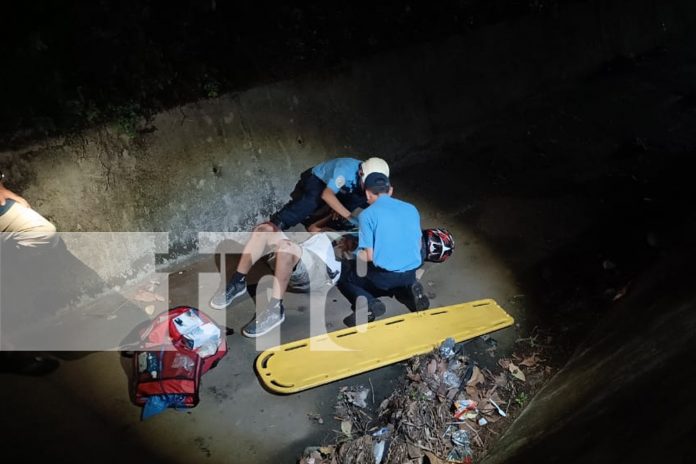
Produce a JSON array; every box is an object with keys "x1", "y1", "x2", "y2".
[
  {"x1": 481, "y1": 229, "x2": 696, "y2": 463},
  {"x1": 0, "y1": 0, "x2": 693, "y2": 289}
]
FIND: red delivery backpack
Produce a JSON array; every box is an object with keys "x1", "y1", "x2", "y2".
[{"x1": 132, "y1": 306, "x2": 228, "y2": 418}]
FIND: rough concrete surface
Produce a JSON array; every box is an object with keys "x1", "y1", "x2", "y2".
[{"x1": 2, "y1": 2, "x2": 696, "y2": 463}]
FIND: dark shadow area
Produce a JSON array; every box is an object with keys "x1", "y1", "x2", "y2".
[
  {"x1": 397, "y1": 46, "x2": 696, "y2": 461},
  {"x1": 1, "y1": 0, "x2": 582, "y2": 147},
  {"x1": 483, "y1": 232, "x2": 696, "y2": 463},
  {"x1": 0, "y1": 238, "x2": 172, "y2": 463},
  {"x1": 400, "y1": 44, "x2": 696, "y2": 346}
]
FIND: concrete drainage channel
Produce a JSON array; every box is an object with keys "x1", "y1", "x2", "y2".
[{"x1": 3, "y1": 2, "x2": 696, "y2": 462}]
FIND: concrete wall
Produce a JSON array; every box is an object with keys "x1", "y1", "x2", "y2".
[
  {"x1": 1, "y1": 0, "x2": 694, "y2": 283},
  {"x1": 481, "y1": 237, "x2": 696, "y2": 463}
]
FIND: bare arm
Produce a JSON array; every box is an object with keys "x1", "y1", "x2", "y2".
[
  {"x1": 306, "y1": 214, "x2": 334, "y2": 232},
  {"x1": 320, "y1": 187, "x2": 352, "y2": 219},
  {"x1": 0, "y1": 183, "x2": 30, "y2": 208}
]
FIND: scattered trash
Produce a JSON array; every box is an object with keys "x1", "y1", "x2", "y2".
[
  {"x1": 489, "y1": 399, "x2": 507, "y2": 417},
  {"x1": 299, "y1": 446, "x2": 335, "y2": 464},
  {"x1": 443, "y1": 370, "x2": 462, "y2": 389},
  {"x1": 451, "y1": 429, "x2": 471, "y2": 447},
  {"x1": 453, "y1": 399, "x2": 478, "y2": 420},
  {"x1": 447, "y1": 445, "x2": 474, "y2": 464},
  {"x1": 371, "y1": 426, "x2": 391, "y2": 464},
  {"x1": 299, "y1": 328, "x2": 554, "y2": 463},
  {"x1": 372, "y1": 440, "x2": 385, "y2": 463},
  {"x1": 340, "y1": 386, "x2": 369, "y2": 408},
  {"x1": 341, "y1": 420, "x2": 353, "y2": 437},
  {"x1": 307, "y1": 413, "x2": 324, "y2": 425},
  {"x1": 439, "y1": 337, "x2": 457, "y2": 359}
]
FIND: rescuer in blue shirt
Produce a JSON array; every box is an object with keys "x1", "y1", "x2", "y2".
[
  {"x1": 337, "y1": 172, "x2": 430, "y2": 326},
  {"x1": 210, "y1": 156, "x2": 389, "y2": 310},
  {"x1": 269, "y1": 157, "x2": 390, "y2": 231}
]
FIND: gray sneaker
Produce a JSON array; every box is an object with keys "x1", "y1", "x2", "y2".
[
  {"x1": 242, "y1": 303, "x2": 286, "y2": 338},
  {"x1": 209, "y1": 278, "x2": 247, "y2": 310}
]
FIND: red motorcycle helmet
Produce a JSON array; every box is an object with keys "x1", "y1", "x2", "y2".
[{"x1": 422, "y1": 228, "x2": 455, "y2": 263}]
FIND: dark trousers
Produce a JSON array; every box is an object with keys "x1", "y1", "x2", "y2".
[
  {"x1": 271, "y1": 169, "x2": 368, "y2": 231},
  {"x1": 271, "y1": 169, "x2": 326, "y2": 230},
  {"x1": 337, "y1": 260, "x2": 416, "y2": 309}
]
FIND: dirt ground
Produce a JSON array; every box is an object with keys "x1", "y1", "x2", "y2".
[{"x1": 2, "y1": 46, "x2": 696, "y2": 463}]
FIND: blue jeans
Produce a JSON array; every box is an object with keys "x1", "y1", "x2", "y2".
[{"x1": 337, "y1": 260, "x2": 417, "y2": 309}]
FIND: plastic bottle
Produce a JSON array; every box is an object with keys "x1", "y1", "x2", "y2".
[{"x1": 146, "y1": 352, "x2": 160, "y2": 379}]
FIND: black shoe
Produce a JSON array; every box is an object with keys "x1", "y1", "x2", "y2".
[
  {"x1": 400, "y1": 281, "x2": 430, "y2": 312},
  {"x1": 210, "y1": 278, "x2": 247, "y2": 310},
  {"x1": 370, "y1": 299, "x2": 386, "y2": 317},
  {"x1": 343, "y1": 300, "x2": 385, "y2": 327}
]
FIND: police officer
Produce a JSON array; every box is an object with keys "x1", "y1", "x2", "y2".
[
  {"x1": 269, "y1": 157, "x2": 389, "y2": 231},
  {"x1": 210, "y1": 157, "x2": 389, "y2": 310},
  {"x1": 338, "y1": 172, "x2": 429, "y2": 326}
]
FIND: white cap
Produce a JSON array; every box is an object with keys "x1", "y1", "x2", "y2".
[{"x1": 360, "y1": 157, "x2": 390, "y2": 183}]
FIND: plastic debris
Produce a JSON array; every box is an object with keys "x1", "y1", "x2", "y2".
[
  {"x1": 447, "y1": 445, "x2": 474, "y2": 464},
  {"x1": 371, "y1": 425, "x2": 391, "y2": 463},
  {"x1": 451, "y1": 429, "x2": 471, "y2": 447},
  {"x1": 443, "y1": 370, "x2": 462, "y2": 389},
  {"x1": 299, "y1": 328, "x2": 553, "y2": 464},
  {"x1": 439, "y1": 337, "x2": 457, "y2": 359},
  {"x1": 142, "y1": 394, "x2": 187, "y2": 420},
  {"x1": 489, "y1": 398, "x2": 507, "y2": 417},
  {"x1": 342, "y1": 386, "x2": 369, "y2": 408},
  {"x1": 454, "y1": 399, "x2": 478, "y2": 420},
  {"x1": 372, "y1": 440, "x2": 385, "y2": 463}
]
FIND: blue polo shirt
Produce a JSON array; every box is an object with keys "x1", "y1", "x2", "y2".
[
  {"x1": 311, "y1": 158, "x2": 361, "y2": 194},
  {"x1": 358, "y1": 195, "x2": 422, "y2": 272}
]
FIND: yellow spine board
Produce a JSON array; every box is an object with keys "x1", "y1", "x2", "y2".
[{"x1": 255, "y1": 299, "x2": 514, "y2": 394}]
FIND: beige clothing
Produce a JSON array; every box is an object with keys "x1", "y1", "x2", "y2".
[{"x1": 0, "y1": 202, "x2": 57, "y2": 249}]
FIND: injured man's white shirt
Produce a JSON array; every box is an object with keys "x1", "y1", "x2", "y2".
[{"x1": 266, "y1": 232, "x2": 344, "y2": 292}]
